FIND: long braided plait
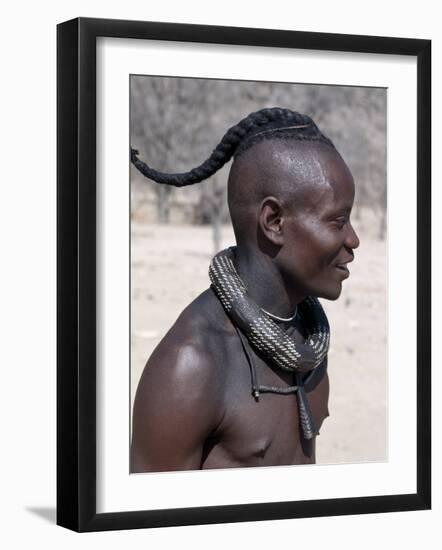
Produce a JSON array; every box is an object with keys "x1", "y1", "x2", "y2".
[{"x1": 130, "y1": 107, "x2": 335, "y2": 187}]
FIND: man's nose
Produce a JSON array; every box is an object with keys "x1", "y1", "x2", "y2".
[{"x1": 346, "y1": 222, "x2": 360, "y2": 250}]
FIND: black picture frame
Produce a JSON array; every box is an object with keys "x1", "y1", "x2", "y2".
[{"x1": 57, "y1": 17, "x2": 431, "y2": 532}]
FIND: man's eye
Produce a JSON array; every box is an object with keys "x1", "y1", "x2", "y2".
[{"x1": 335, "y1": 217, "x2": 348, "y2": 228}]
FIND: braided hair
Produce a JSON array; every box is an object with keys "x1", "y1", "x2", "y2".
[{"x1": 130, "y1": 107, "x2": 335, "y2": 187}]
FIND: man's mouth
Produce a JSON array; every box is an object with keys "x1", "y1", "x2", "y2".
[{"x1": 335, "y1": 263, "x2": 350, "y2": 278}]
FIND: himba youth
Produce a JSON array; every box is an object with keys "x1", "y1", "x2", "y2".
[{"x1": 130, "y1": 107, "x2": 360, "y2": 472}]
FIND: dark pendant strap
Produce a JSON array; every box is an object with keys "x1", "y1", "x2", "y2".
[
  {"x1": 235, "y1": 325, "x2": 319, "y2": 440},
  {"x1": 294, "y1": 372, "x2": 318, "y2": 440},
  {"x1": 255, "y1": 384, "x2": 299, "y2": 395}
]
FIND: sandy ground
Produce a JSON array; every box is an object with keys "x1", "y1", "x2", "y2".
[{"x1": 131, "y1": 214, "x2": 387, "y2": 465}]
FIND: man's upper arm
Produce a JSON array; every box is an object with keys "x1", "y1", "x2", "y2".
[{"x1": 131, "y1": 341, "x2": 223, "y2": 472}]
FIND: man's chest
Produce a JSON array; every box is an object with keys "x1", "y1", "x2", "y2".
[{"x1": 201, "y1": 351, "x2": 329, "y2": 469}]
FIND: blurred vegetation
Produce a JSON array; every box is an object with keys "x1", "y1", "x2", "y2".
[{"x1": 130, "y1": 76, "x2": 386, "y2": 243}]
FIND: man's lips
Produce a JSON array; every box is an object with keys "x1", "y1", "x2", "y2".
[
  {"x1": 335, "y1": 256, "x2": 354, "y2": 268},
  {"x1": 335, "y1": 257, "x2": 354, "y2": 278},
  {"x1": 335, "y1": 264, "x2": 350, "y2": 278}
]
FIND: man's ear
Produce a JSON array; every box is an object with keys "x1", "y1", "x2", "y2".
[{"x1": 258, "y1": 196, "x2": 285, "y2": 246}]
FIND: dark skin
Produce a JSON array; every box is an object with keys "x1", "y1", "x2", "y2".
[{"x1": 131, "y1": 140, "x2": 360, "y2": 472}]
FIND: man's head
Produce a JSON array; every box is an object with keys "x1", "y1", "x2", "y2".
[
  {"x1": 228, "y1": 138, "x2": 360, "y2": 301},
  {"x1": 131, "y1": 107, "x2": 360, "y2": 300}
]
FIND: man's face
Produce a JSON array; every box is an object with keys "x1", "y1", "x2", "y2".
[{"x1": 276, "y1": 143, "x2": 360, "y2": 301}]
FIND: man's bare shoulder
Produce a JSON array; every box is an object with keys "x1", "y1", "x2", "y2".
[
  {"x1": 134, "y1": 288, "x2": 233, "y2": 417},
  {"x1": 178, "y1": 286, "x2": 234, "y2": 334},
  {"x1": 131, "y1": 289, "x2": 235, "y2": 471},
  {"x1": 156, "y1": 287, "x2": 233, "y2": 356}
]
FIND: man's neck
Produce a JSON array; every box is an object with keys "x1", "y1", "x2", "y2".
[{"x1": 234, "y1": 246, "x2": 305, "y2": 319}]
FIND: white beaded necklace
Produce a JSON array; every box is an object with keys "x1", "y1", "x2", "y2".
[{"x1": 260, "y1": 306, "x2": 298, "y2": 323}]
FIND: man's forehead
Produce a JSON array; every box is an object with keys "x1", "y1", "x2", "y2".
[
  {"x1": 259, "y1": 140, "x2": 354, "y2": 211},
  {"x1": 263, "y1": 140, "x2": 343, "y2": 180},
  {"x1": 229, "y1": 137, "x2": 354, "y2": 213},
  {"x1": 267, "y1": 144, "x2": 321, "y2": 183}
]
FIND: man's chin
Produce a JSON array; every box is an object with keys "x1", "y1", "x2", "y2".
[{"x1": 316, "y1": 284, "x2": 342, "y2": 301}]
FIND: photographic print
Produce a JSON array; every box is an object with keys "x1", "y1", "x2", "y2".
[
  {"x1": 57, "y1": 17, "x2": 430, "y2": 531},
  {"x1": 129, "y1": 76, "x2": 387, "y2": 473}
]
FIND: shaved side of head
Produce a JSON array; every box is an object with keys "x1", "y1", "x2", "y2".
[{"x1": 227, "y1": 139, "x2": 342, "y2": 248}]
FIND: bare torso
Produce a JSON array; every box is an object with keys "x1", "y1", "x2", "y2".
[{"x1": 131, "y1": 288, "x2": 330, "y2": 472}]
